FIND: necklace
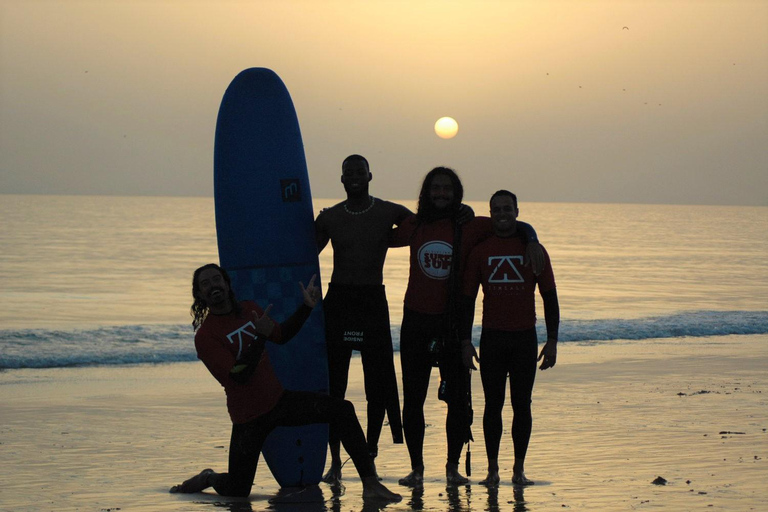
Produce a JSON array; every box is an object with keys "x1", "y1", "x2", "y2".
[{"x1": 344, "y1": 196, "x2": 375, "y2": 215}]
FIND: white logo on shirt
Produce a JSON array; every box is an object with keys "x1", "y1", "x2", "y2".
[
  {"x1": 418, "y1": 241, "x2": 453, "y2": 280},
  {"x1": 226, "y1": 321, "x2": 258, "y2": 359},
  {"x1": 487, "y1": 255, "x2": 524, "y2": 283}
]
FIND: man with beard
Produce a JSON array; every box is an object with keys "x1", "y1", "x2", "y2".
[
  {"x1": 169, "y1": 263, "x2": 401, "y2": 502},
  {"x1": 315, "y1": 154, "x2": 410, "y2": 483}
]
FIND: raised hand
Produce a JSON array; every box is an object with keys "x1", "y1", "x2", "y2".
[
  {"x1": 252, "y1": 304, "x2": 275, "y2": 337},
  {"x1": 300, "y1": 274, "x2": 321, "y2": 308}
]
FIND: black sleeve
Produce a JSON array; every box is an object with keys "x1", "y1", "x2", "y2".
[
  {"x1": 229, "y1": 303, "x2": 312, "y2": 384},
  {"x1": 277, "y1": 303, "x2": 313, "y2": 344},
  {"x1": 541, "y1": 288, "x2": 560, "y2": 341},
  {"x1": 516, "y1": 221, "x2": 539, "y2": 243},
  {"x1": 458, "y1": 295, "x2": 476, "y2": 341}
]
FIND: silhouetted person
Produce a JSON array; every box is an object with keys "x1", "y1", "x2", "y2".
[
  {"x1": 391, "y1": 168, "x2": 543, "y2": 487},
  {"x1": 460, "y1": 191, "x2": 559, "y2": 486},
  {"x1": 169, "y1": 263, "x2": 401, "y2": 502},
  {"x1": 315, "y1": 154, "x2": 408, "y2": 482}
]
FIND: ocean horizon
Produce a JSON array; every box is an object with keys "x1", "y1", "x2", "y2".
[{"x1": 2, "y1": 194, "x2": 766, "y2": 369}]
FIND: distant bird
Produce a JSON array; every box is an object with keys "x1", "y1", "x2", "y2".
[{"x1": 623, "y1": 26, "x2": 629, "y2": 30}]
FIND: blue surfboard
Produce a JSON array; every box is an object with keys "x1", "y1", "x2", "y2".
[{"x1": 213, "y1": 68, "x2": 328, "y2": 488}]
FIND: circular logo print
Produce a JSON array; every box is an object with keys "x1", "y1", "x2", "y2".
[{"x1": 417, "y1": 241, "x2": 453, "y2": 280}]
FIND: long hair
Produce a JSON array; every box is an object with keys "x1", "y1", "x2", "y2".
[
  {"x1": 190, "y1": 263, "x2": 239, "y2": 331},
  {"x1": 416, "y1": 166, "x2": 464, "y2": 222}
]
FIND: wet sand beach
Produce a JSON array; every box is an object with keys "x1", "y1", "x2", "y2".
[{"x1": 1, "y1": 334, "x2": 766, "y2": 511}]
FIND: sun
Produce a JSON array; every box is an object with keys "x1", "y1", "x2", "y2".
[{"x1": 434, "y1": 117, "x2": 459, "y2": 139}]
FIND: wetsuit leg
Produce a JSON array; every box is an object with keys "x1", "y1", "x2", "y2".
[
  {"x1": 441, "y1": 348, "x2": 471, "y2": 465},
  {"x1": 360, "y1": 287, "x2": 403, "y2": 453},
  {"x1": 479, "y1": 329, "x2": 511, "y2": 463},
  {"x1": 508, "y1": 328, "x2": 538, "y2": 463},
  {"x1": 275, "y1": 390, "x2": 375, "y2": 479},
  {"x1": 210, "y1": 417, "x2": 270, "y2": 497},
  {"x1": 399, "y1": 308, "x2": 436, "y2": 470},
  {"x1": 324, "y1": 288, "x2": 354, "y2": 462},
  {"x1": 361, "y1": 346, "x2": 387, "y2": 454}
]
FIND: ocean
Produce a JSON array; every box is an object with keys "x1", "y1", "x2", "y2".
[{"x1": 1, "y1": 194, "x2": 766, "y2": 369}]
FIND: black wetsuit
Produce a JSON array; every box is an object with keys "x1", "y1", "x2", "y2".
[
  {"x1": 211, "y1": 390, "x2": 375, "y2": 497},
  {"x1": 400, "y1": 307, "x2": 470, "y2": 469},
  {"x1": 324, "y1": 283, "x2": 403, "y2": 456},
  {"x1": 478, "y1": 328, "x2": 538, "y2": 465}
]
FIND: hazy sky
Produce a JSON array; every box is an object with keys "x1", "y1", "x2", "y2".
[{"x1": 1, "y1": 0, "x2": 766, "y2": 205}]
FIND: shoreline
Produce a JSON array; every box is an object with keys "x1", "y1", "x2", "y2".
[{"x1": 1, "y1": 335, "x2": 766, "y2": 511}]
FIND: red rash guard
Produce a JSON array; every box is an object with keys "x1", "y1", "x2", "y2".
[
  {"x1": 392, "y1": 216, "x2": 491, "y2": 314},
  {"x1": 195, "y1": 301, "x2": 285, "y2": 424},
  {"x1": 463, "y1": 235, "x2": 556, "y2": 332}
]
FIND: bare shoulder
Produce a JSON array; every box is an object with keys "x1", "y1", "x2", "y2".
[{"x1": 376, "y1": 199, "x2": 413, "y2": 222}]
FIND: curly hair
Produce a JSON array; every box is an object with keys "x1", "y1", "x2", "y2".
[
  {"x1": 190, "y1": 263, "x2": 239, "y2": 331},
  {"x1": 416, "y1": 166, "x2": 464, "y2": 222}
]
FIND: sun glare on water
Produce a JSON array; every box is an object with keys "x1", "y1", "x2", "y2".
[{"x1": 434, "y1": 117, "x2": 459, "y2": 139}]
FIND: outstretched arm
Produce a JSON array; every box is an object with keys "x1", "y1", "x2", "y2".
[
  {"x1": 274, "y1": 274, "x2": 321, "y2": 344},
  {"x1": 229, "y1": 276, "x2": 321, "y2": 384}
]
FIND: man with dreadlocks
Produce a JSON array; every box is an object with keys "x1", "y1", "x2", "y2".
[
  {"x1": 391, "y1": 167, "x2": 542, "y2": 487},
  {"x1": 169, "y1": 263, "x2": 401, "y2": 502}
]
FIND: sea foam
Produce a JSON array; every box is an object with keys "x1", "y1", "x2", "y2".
[{"x1": 1, "y1": 310, "x2": 766, "y2": 369}]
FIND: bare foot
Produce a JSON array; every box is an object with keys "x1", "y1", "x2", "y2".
[
  {"x1": 479, "y1": 469, "x2": 500, "y2": 487},
  {"x1": 398, "y1": 469, "x2": 424, "y2": 487},
  {"x1": 362, "y1": 476, "x2": 402, "y2": 502},
  {"x1": 512, "y1": 472, "x2": 535, "y2": 486},
  {"x1": 446, "y1": 462, "x2": 469, "y2": 485},
  {"x1": 322, "y1": 462, "x2": 342, "y2": 485},
  {"x1": 169, "y1": 468, "x2": 214, "y2": 493}
]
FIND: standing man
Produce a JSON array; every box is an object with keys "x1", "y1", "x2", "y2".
[
  {"x1": 460, "y1": 190, "x2": 559, "y2": 487},
  {"x1": 169, "y1": 263, "x2": 401, "y2": 502},
  {"x1": 315, "y1": 154, "x2": 410, "y2": 483},
  {"x1": 391, "y1": 168, "x2": 543, "y2": 487}
]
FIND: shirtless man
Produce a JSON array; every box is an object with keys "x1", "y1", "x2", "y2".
[{"x1": 315, "y1": 154, "x2": 410, "y2": 482}]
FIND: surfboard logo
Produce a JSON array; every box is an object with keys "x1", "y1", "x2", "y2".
[
  {"x1": 487, "y1": 255, "x2": 525, "y2": 283},
  {"x1": 281, "y1": 178, "x2": 301, "y2": 202},
  {"x1": 417, "y1": 241, "x2": 453, "y2": 280}
]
